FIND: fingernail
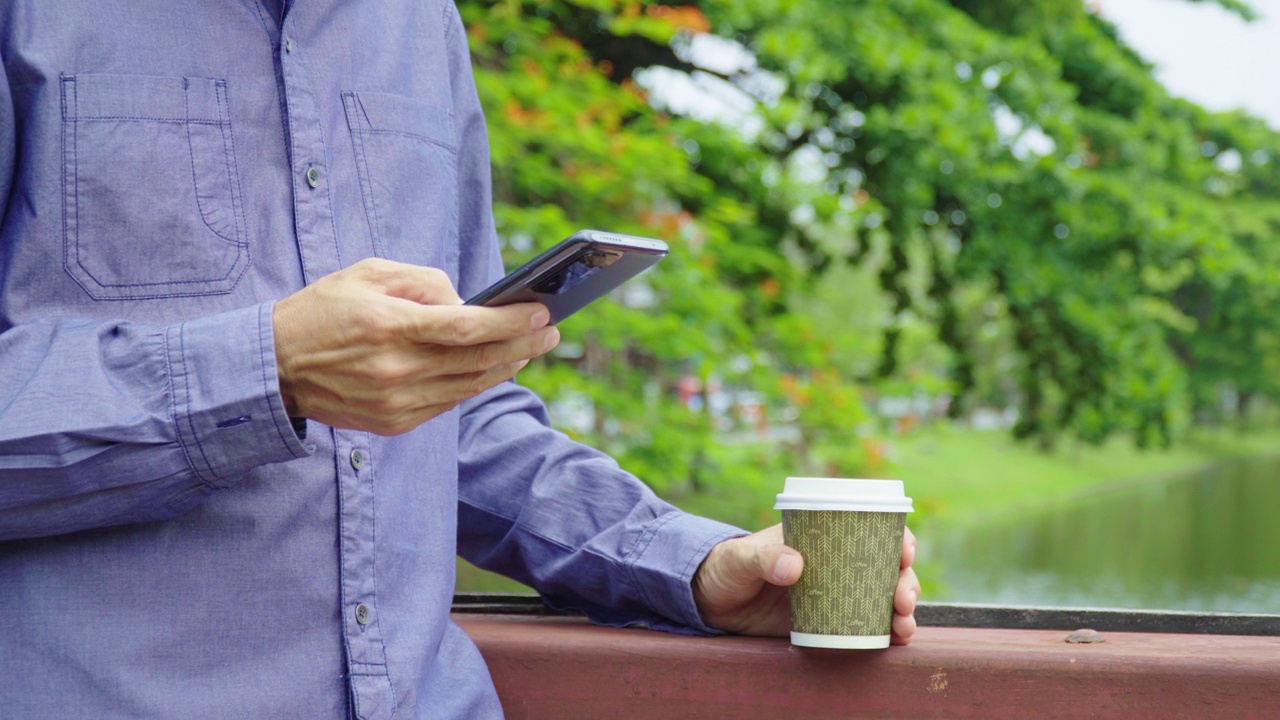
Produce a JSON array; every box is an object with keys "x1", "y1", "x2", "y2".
[
  {"x1": 772, "y1": 554, "x2": 798, "y2": 583},
  {"x1": 910, "y1": 589, "x2": 919, "y2": 607},
  {"x1": 529, "y1": 309, "x2": 550, "y2": 330},
  {"x1": 543, "y1": 327, "x2": 560, "y2": 352}
]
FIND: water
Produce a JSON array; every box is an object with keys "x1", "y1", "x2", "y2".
[{"x1": 930, "y1": 455, "x2": 1280, "y2": 614}]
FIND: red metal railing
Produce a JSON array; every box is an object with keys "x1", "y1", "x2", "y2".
[{"x1": 453, "y1": 598, "x2": 1280, "y2": 719}]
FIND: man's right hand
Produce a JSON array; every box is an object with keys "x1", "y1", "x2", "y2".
[{"x1": 272, "y1": 258, "x2": 559, "y2": 436}]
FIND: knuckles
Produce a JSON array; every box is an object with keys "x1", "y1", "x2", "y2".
[
  {"x1": 468, "y1": 343, "x2": 501, "y2": 374},
  {"x1": 360, "y1": 309, "x2": 403, "y2": 346},
  {"x1": 347, "y1": 258, "x2": 453, "y2": 297},
  {"x1": 348, "y1": 256, "x2": 398, "y2": 280},
  {"x1": 363, "y1": 355, "x2": 416, "y2": 387},
  {"x1": 444, "y1": 313, "x2": 481, "y2": 345},
  {"x1": 462, "y1": 371, "x2": 493, "y2": 398},
  {"x1": 421, "y1": 266, "x2": 451, "y2": 287}
]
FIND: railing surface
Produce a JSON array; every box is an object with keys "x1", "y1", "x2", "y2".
[
  {"x1": 453, "y1": 594, "x2": 1280, "y2": 719},
  {"x1": 453, "y1": 593, "x2": 1280, "y2": 636}
]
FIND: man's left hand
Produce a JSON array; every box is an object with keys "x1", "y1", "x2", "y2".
[{"x1": 692, "y1": 524, "x2": 920, "y2": 644}]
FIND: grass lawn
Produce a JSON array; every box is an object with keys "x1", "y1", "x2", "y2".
[
  {"x1": 672, "y1": 425, "x2": 1280, "y2": 531},
  {"x1": 887, "y1": 425, "x2": 1280, "y2": 527}
]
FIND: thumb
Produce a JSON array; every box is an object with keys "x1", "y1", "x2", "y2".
[
  {"x1": 718, "y1": 529, "x2": 803, "y2": 588},
  {"x1": 757, "y1": 542, "x2": 804, "y2": 587}
]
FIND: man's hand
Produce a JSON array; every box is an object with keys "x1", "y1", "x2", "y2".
[
  {"x1": 692, "y1": 524, "x2": 920, "y2": 644},
  {"x1": 273, "y1": 258, "x2": 559, "y2": 436}
]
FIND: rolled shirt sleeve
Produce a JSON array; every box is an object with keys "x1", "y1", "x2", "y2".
[
  {"x1": 457, "y1": 382, "x2": 746, "y2": 635},
  {"x1": 0, "y1": 302, "x2": 309, "y2": 540},
  {"x1": 619, "y1": 509, "x2": 747, "y2": 634}
]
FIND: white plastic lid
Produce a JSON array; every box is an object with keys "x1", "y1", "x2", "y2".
[{"x1": 774, "y1": 477, "x2": 913, "y2": 513}]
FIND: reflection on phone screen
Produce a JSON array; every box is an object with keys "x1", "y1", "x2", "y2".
[{"x1": 533, "y1": 249, "x2": 621, "y2": 295}]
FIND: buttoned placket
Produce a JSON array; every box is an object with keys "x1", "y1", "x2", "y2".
[{"x1": 274, "y1": 17, "x2": 395, "y2": 720}]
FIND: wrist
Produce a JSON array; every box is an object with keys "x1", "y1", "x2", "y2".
[
  {"x1": 691, "y1": 539, "x2": 730, "y2": 622},
  {"x1": 271, "y1": 299, "x2": 301, "y2": 417}
]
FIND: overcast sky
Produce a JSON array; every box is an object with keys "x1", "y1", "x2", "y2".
[{"x1": 1098, "y1": 0, "x2": 1280, "y2": 128}]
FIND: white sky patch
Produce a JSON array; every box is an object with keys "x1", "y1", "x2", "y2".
[
  {"x1": 681, "y1": 32, "x2": 757, "y2": 75},
  {"x1": 981, "y1": 66, "x2": 1002, "y2": 90},
  {"x1": 1098, "y1": 0, "x2": 1280, "y2": 129},
  {"x1": 991, "y1": 102, "x2": 1058, "y2": 160},
  {"x1": 639, "y1": 31, "x2": 788, "y2": 138},
  {"x1": 788, "y1": 144, "x2": 830, "y2": 185},
  {"x1": 1215, "y1": 148, "x2": 1244, "y2": 172},
  {"x1": 678, "y1": 33, "x2": 787, "y2": 105},
  {"x1": 636, "y1": 66, "x2": 765, "y2": 136}
]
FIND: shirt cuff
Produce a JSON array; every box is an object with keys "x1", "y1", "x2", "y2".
[
  {"x1": 164, "y1": 302, "x2": 310, "y2": 488},
  {"x1": 624, "y1": 511, "x2": 748, "y2": 635}
]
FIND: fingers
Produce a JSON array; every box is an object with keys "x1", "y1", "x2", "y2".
[
  {"x1": 429, "y1": 325, "x2": 560, "y2": 375},
  {"x1": 891, "y1": 611, "x2": 917, "y2": 646},
  {"x1": 696, "y1": 521, "x2": 922, "y2": 642},
  {"x1": 894, "y1": 566, "x2": 919, "y2": 617},
  {"x1": 403, "y1": 302, "x2": 552, "y2": 347},
  {"x1": 892, "y1": 564, "x2": 920, "y2": 646},
  {"x1": 350, "y1": 257, "x2": 553, "y2": 347},
  {"x1": 419, "y1": 358, "x2": 534, "y2": 408},
  {"x1": 276, "y1": 260, "x2": 562, "y2": 436},
  {"x1": 358, "y1": 359, "x2": 531, "y2": 436},
  {"x1": 894, "y1": 526, "x2": 920, "y2": 645}
]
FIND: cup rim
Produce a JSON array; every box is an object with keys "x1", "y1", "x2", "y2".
[{"x1": 774, "y1": 477, "x2": 913, "y2": 512}]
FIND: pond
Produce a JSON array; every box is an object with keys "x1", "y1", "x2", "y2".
[{"x1": 930, "y1": 454, "x2": 1280, "y2": 614}]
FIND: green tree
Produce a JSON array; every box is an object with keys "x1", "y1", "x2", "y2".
[{"x1": 458, "y1": 0, "x2": 1280, "y2": 502}]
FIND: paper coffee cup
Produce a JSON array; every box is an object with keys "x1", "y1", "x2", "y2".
[{"x1": 775, "y1": 478, "x2": 913, "y2": 649}]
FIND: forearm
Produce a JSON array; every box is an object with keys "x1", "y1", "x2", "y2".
[
  {"x1": 457, "y1": 381, "x2": 744, "y2": 633},
  {"x1": 0, "y1": 304, "x2": 308, "y2": 539}
]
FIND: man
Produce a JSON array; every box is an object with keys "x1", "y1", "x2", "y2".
[{"x1": 0, "y1": 1, "x2": 919, "y2": 718}]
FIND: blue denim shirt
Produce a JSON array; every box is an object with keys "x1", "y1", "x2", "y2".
[{"x1": 0, "y1": 2, "x2": 743, "y2": 717}]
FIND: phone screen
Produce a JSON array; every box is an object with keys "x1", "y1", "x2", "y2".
[
  {"x1": 465, "y1": 230, "x2": 668, "y2": 323},
  {"x1": 531, "y1": 248, "x2": 622, "y2": 295}
]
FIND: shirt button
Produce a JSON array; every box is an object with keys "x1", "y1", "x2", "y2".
[
  {"x1": 284, "y1": 37, "x2": 294, "y2": 53},
  {"x1": 355, "y1": 604, "x2": 371, "y2": 625},
  {"x1": 350, "y1": 449, "x2": 364, "y2": 471},
  {"x1": 305, "y1": 166, "x2": 320, "y2": 188}
]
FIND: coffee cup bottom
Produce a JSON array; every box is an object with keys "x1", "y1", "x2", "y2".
[{"x1": 790, "y1": 631, "x2": 891, "y2": 649}]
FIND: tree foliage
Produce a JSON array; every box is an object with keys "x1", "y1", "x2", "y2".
[{"x1": 458, "y1": 0, "x2": 1280, "y2": 497}]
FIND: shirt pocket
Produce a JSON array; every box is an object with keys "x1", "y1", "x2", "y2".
[
  {"x1": 61, "y1": 73, "x2": 249, "y2": 300},
  {"x1": 343, "y1": 91, "x2": 459, "y2": 278}
]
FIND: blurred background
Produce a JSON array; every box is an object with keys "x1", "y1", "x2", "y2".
[{"x1": 453, "y1": 0, "x2": 1280, "y2": 615}]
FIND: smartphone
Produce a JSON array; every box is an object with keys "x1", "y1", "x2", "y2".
[{"x1": 465, "y1": 230, "x2": 669, "y2": 323}]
